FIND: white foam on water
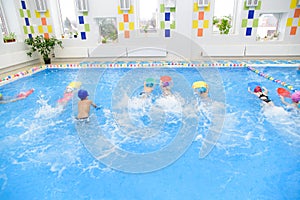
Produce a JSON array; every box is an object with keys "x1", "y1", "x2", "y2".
[
  {"x1": 0, "y1": 96, "x2": 109, "y2": 179},
  {"x1": 34, "y1": 96, "x2": 64, "y2": 119},
  {"x1": 195, "y1": 100, "x2": 270, "y2": 158},
  {"x1": 263, "y1": 105, "x2": 300, "y2": 140},
  {"x1": 96, "y1": 91, "x2": 196, "y2": 155},
  {"x1": 155, "y1": 93, "x2": 183, "y2": 115}
]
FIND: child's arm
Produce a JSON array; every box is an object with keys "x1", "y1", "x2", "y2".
[
  {"x1": 248, "y1": 87, "x2": 253, "y2": 94},
  {"x1": 0, "y1": 97, "x2": 23, "y2": 104},
  {"x1": 262, "y1": 87, "x2": 268, "y2": 94},
  {"x1": 91, "y1": 102, "x2": 97, "y2": 108},
  {"x1": 279, "y1": 96, "x2": 290, "y2": 106}
]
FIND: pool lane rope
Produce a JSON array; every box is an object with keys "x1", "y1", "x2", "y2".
[{"x1": 247, "y1": 66, "x2": 298, "y2": 92}]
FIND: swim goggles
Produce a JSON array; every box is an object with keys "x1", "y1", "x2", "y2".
[{"x1": 145, "y1": 83, "x2": 154, "y2": 87}]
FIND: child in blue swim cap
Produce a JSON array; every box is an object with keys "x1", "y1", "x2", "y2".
[
  {"x1": 77, "y1": 89, "x2": 98, "y2": 119},
  {"x1": 140, "y1": 78, "x2": 156, "y2": 97}
]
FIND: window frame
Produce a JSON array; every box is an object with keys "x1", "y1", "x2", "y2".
[
  {"x1": 212, "y1": 0, "x2": 238, "y2": 35},
  {"x1": 198, "y1": 0, "x2": 209, "y2": 7},
  {"x1": 57, "y1": 0, "x2": 78, "y2": 38},
  {"x1": 0, "y1": 1, "x2": 9, "y2": 36},
  {"x1": 136, "y1": 0, "x2": 159, "y2": 35},
  {"x1": 256, "y1": 13, "x2": 283, "y2": 42},
  {"x1": 75, "y1": 0, "x2": 88, "y2": 12},
  {"x1": 96, "y1": 17, "x2": 118, "y2": 44},
  {"x1": 120, "y1": 0, "x2": 131, "y2": 11}
]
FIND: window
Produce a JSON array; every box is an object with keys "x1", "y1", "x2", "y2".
[
  {"x1": 0, "y1": 2, "x2": 9, "y2": 36},
  {"x1": 75, "y1": 0, "x2": 88, "y2": 12},
  {"x1": 246, "y1": 0, "x2": 259, "y2": 7},
  {"x1": 256, "y1": 14, "x2": 281, "y2": 41},
  {"x1": 97, "y1": 17, "x2": 118, "y2": 44},
  {"x1": 164, "y1": 0, "x2": 176, "y2": 8},
  {"x1": 212, "y1": 0, "x2": 235, "y2": 34},
  {"x1": 198, "y1": 0, "x2": 209, "y2": 7},
  {"x1": 120, "y1": 0, "x2": 130, "y2": 10},
  {"x1": 138, "y1": 0, "x2": 158, "y2": 33},
  {"x1": 58, "y1": 0, "x2": 78, "y2": 38},
  {"x1": 34, "y1": 0, "x2": 47, "y2": 12}
]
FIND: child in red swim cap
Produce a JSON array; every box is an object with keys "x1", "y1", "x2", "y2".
[{"x1": 248, "y1": 85, "x2": 274, "y2": 106}]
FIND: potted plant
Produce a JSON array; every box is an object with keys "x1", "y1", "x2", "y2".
[
  {"x1": 142, "y1": 25, "x2": 149, "y2": 33},
  {"x1": 213, "y1": 16, "x2": 232, "y2": 34},
  {"x1": 24, "y1": 35, "x2": 63, "y2": 64},
  {"x1": 3, "y1": 32, "x2": 16, "y2": 43},
  {"x1": 101, "y1": 36, "x2": 107, "y2": 44},
  {"x1": 73, "y1": 31, "x2": 79, "y2": 38}
]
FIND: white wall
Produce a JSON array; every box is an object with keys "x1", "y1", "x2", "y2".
[
  {"x1": 1, "y1": 0, "x2": 300, "y2": 70},
  {"x1": 52, "y1": 0, "x2": 300, "y2": 59}
]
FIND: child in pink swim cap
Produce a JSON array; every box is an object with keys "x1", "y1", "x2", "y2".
[
  {"x1": 279, "y1": 91, "x2": 300, "y2": 110},
  {"x1": 291, "y1": 91, "x2": 300, "y2": 109}
]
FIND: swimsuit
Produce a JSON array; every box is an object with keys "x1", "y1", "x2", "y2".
[
  {"x1": 258, "y1": 93, "x2": 272, "y2": 103},
  {"x1": 76, "y1": 116, "x2": 90, "y2": 122}
]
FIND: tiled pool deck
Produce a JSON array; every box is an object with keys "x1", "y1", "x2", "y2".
[{"x1": 1, "y1": 59, "x2": 299, "y2": 87}]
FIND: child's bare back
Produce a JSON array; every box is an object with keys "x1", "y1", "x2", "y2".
[{"x1": 77, "y1": 89, "x2": 97, "y2": 119}]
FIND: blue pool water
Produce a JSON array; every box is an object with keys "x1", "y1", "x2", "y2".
[{"x1": 0, "y1": 66, "x2": 299, "y2": 199}]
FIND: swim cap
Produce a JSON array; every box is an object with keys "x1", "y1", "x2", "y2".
[
  {"x1": 192, "y1": 81, "x2": 207, "y2": 89},
  {"x1": 291, "y1": 91, "x2": 300, "y2": 103},
  {"x1": 198, "y1": 87, "x2": 207, "y2": 93},
  {"x1": 78, "y1": 89, "x2": 89, "y2": 100},
  {"x1": 145, "y1": 78, "x2": 155, "y2": 83},
  {"x1": 160, "y1": 76, "x2": 172, "y2": 82},
  {"x1": 254, "y1": 86, "x2": 262, "y2": 93},
  {"x1": 69, "y1": 81, "x2": 82, "y2": 88},
  {"x1": 145, "y1": 78, "x2": 155, "y2": 87}
]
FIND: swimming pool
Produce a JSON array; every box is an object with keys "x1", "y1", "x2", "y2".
[{"x1": 0, "y1": 64, "x2": 299, "y2": 199}]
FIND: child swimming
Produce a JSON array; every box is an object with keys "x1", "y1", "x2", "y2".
[
  {"x1": 77, "y1": 89, "x2": 98, "y2": 119},
  {"x1": 0, "y1": 89, "x2": 34, "y2": 104},
  {"x1": 192, "y1": 81, "x2": 209, "y2": 98},
  {"x1": 160, "y1": 76, "x2": 172, "y2": 96},
  {"x1": 280, "y1": 91, "x2": 300, "y2": 110},
  {"x1": 248, "y1": 86, "x2": 274, "y2": 106},
  {"x1": 140, "y1": 78, "x2": 155, "y2": 98}
]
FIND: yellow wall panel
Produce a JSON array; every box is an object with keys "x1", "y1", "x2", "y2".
[
  {"x1": 192, "y1": 20, "x2": 198, "y2": 29},
  {"x1": 286, "y1": 18, "x2": 293, "y2": 26},
  {"x1": 203, "y1": 20, "x2": 209, "y2": 28},
  {"x1": 129, "y1": 22, "x2": 134, "y2": 30},
  {"x1": 119, "y1": 22, "x2": 124, "y2": 31}
]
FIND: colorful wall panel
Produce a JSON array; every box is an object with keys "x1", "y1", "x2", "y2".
[
  {"x1": 19, "y1": 0, "x2": 34, "y2": 38},
  {"x1": 286, "y1": 0, "x2": 300, "y2": 36},
  {"x1": 118, "y1": 5, "x2": 135, "y2": 39},
  {"x1": 192, "y1": 1, "x2": 210, "y2": 37},
  {"x1": 241, "y1": 1, "x2": 261, "y2": 36},
  {"x1": 35, "y1": 10, "x2": 52, "y2": 39},
  {"x1": 77, "y1": 12, "x2": 90, "y2": 40},
  {"x1": 160, "y1": 3, "x2": 176, "y2": 38}
]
